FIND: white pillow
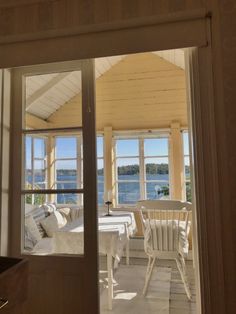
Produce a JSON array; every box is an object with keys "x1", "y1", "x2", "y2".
[
  {"x1": 40, "y1": 211, "x2": 67, "y2": 237},
  {"x1": 41, "y1": 203, "x2": 57, "y2": 214},
  {"x1": 25, "y1": 215, "x2": 42, "y2": 242},
  {"x1": 70, "y1": 207, "x2": 81, "y2": 221},
  {"x1": 58, "y1": 207, "x2": 71, "y2": 222},
  {"x1": 24, "y1": 226, "x2": 38, "y2": 250}
]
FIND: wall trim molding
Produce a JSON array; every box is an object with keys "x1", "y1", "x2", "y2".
[{"x1": 0, "y1": 9, "x2": 207, "y2": 45}]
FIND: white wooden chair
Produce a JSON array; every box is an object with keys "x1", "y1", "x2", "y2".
[{"x1": 137, "y1": 199, "x2": 192, "y2": 299}]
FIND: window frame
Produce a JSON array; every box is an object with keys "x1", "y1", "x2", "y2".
[
  {"x1": 182, "y1": 129, "x2": 191, "y2": 201},
  {"x1": 54, "y1": 134, "x2": 83, "y2": 204},
  {"x1": 53, "y1": 133, "x2": 104, "y2": 205},
  {"x1": 114, "y1": 132, "x2": 170, "y2": 206},
  {"x1": 25, "y1": 135, "x2": 48, "y2": 205},
  {"x1": 96, "y1": 135, "x2": 104, "y2": 206}
]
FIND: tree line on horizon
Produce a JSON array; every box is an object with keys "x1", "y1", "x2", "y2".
[{"x1": 26, "y1": 163, "x2": 190, "y2": 176}]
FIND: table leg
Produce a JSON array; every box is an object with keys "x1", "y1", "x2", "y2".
[{"x1": 107, "y1": 253, "x2": 113, "y2": 310}]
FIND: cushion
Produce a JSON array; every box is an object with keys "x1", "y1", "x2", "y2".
[
  {"x1": 25, "y1": 214, "x2": 42, "y2": 242},
  {"x1": 41, "y1": 202, "x2": 57, "y2": 214},
  {"x1": 58, "y1": 207, "x2": 71, "y2": 222},
  {"x1": 24, "y1": 225, "x2": 38, "y2": 251},
  {"x1": 40, "y1": 211, "x2": 67, "y2": 237},
  {"x1": 70, "y1": 207, "x2": 81, "y2": 221},
  {"x1": 31, "y1": 206, "x2": 48, "y2": 237},
  {"x1": 144, "y1": 219, "x2": 190, "y2": 257}
]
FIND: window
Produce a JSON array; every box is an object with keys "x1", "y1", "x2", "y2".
[
  {"x1": 54, "y1": 134, "x2": 104, "y2": 205},
  {"x1": 25, "y1": 136, "x2": 47, "y2": 205},
  {"x1": 55, "y1": 136, "x2": 82, "y2": 204},
  {"x1": 114, "y1": 135, "x2": 169, "y2": 205},
  {"x1": 183, "y1": 131, "x2": 191, "y2": 201},
  {"x1": 144, "y1": 138, "x2": 169, "y2": 200},
  {"x1": 97, "y1": 136, "x2": 104, "y2": 206},
  {"x1": 115, "y1": 139, "x2": 140, "y2": 204}
]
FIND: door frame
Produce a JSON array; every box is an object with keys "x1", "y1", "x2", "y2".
[
  {"x1": 9, "y1": 59, "x2": 99, "y2": 314},
  {"x1": 0, "y1": 15, "x2": 225, "y2": 314}
]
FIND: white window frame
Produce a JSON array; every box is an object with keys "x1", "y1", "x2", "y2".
[
  {"x1": 182, "y1": 129, "x2": 190, "y2": 201},
  {"x1": 54, "y1": 134, "x2": 83, "y2": 204},
  {"x1": 25, "y1": 135, "x2": 47, "y2": 205},
  {"x1": 53, "y1": 133, "x2": 104, "y2": 205},
  {"x1": 114, "y1": 131, "x2": 170, "y2": 206},
  {"x1": 96, "y1": 135, "x2": 104, "y2": 206}
]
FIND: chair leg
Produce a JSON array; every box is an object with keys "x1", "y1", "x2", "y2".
[
  {"x1": 145, "y1": 256, "x2": 151, "y2": 277},
  {"x1": 175, "y1": 255, "x2": 192, "y2": 300},
  {"x1": 143, "y1": 257, "x2": 156, "y2": 296}
]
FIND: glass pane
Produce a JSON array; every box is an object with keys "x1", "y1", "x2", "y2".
[
  {"x1": 34, "y1": 160, "x2": 45, "y2": 170},
  {"x1": 97, "y1": 159, "x2": 104, "y2": 206},
  {"x1": 144, "y1": 138, "x2": 168, "y2": 156},
  {"x1": 34, "y1": 169, "x2": 46, "y2": 186},
  {"x1": 145, "y1": 157, "x2": 169, "y2": 181},
  {"x1": 118, "y1": 182, "x2": 140, "y2": 204},
  {"x1": 146, "y1": 182, "x2": 169, "y2": 200},
  {"x1": 97, "y1": 182, "x2": 104, "y2": 206},
  {"x1": 184, "y1": 156, "x2": 190, "y2": 178},
  {"x1": 186, "y1": 182, "x2": 192, "y2": 202},
  {"x1": 24, "y1": 71, "x2": 82, "y2": 130},
  {"x1": 25, "y1": 136, "x2": 32, "y2": 169},
  {"x1": 55, "y1": 160, "x2": 77, "y2": 181},
  {"x1": 34, "y1": 138, "x2": 46, "y2": 158},
  {"x1": 23, "y1": 193, "x2": 84, "y2": 256},
  {"x1": 117, "y1": 158, "x2": 139, "y2": 180},
  {"x1": 97, "y1": 159, "x2": 104, "y2": 177},
  {"x1": 56, "y1": 182, "x2": 77, "y2": 189},
  {"x1": 56, "y1": 137, "x2": 77, "y2": 159},
  {"x1": 97, "y1": 136, "x2": 103, "y2": 158},
  {"x1": 56, "y1": 193, "x2": 79, "y2": 204},
  {"x1": 183, "y1": 132, "x2": 190, "y2": 156},
  {"x1": 116, "y1": 139, "x2": 139, "y2": 157}
]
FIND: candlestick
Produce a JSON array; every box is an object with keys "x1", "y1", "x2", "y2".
[{"x1": 105, "y1": 201, "x2": 112, "y2": 216}]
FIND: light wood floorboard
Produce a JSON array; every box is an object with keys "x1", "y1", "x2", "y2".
[{"x1": 99, "y1": 256, "x2": 196, "y2": 314}]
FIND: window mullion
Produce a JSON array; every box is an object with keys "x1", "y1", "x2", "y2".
[
  {"x1": 31, "y1": 137, "x2": 35, "y2": 204},
  {"x1": 77, "y1": 135, "x2": 82, "y2": 205},
  {"x1": 139, "y1": 138, "x2": 145, "y2": 199},
  {"x1": 113, "y1": 139, "x2": 118, "y2": 206}
]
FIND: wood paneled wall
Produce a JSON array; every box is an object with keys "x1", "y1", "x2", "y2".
[
  {"x1": 0, "y1": 0, "x2": 236, "y2": 313},
  {"x1": 48, "y1": 52, "x2": 187, "y2": 130},
  {"x1": 208, "y1": 1, "x2": 236, "y2": 312},
  {"x1": 0, "y1": 1, "x2": 205, "y2": 43}
]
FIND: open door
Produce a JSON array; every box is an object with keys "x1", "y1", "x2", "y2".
[{"x1": 10, "y1": 59, "x2": 99, "y2": 314}]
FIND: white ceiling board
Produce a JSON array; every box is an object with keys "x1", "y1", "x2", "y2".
[
  {"x1": 153, "y1": 49, "x2": 185, "y2": 69},
  {"x1": 25, "y1": 52, "x2": 183, "y2": 121},
  {"x1": 26, "y1": 56, "x2": 125, "y2": 120}
]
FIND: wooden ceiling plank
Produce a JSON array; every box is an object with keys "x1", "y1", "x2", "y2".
[{"x1": 26, "y1": 71, "x2": 71, "y2": 109}]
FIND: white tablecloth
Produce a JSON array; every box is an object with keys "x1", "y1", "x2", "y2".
[{"x1": 53, "y1": 211, "x2": 136, "y2": 265}]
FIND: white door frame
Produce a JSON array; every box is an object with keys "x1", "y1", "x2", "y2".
[{"x1": 9, "y1": 59, "x2": 99, "y2": 314}]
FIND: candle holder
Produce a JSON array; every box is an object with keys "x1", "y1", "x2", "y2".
[{"x1": 105, "y1": 201, "x2": 112, "y2": 216}]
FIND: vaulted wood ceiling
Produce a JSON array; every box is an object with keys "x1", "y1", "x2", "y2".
[{"x1": 25, "y1": 49, "x2": 185, "y2": 125}]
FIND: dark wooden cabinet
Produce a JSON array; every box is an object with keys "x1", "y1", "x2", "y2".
[{"x1": 0, "y1": 257, "x2": 28, "y2": 313}]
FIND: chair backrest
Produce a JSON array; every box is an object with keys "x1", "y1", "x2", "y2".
[{"x1": 136, "y1": 200, "x2": 192, "y2": 254}]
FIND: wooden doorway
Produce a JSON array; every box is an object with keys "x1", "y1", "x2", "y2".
[
  {"x1": 0, "y1": 16, "x2": 222, "y2": 314},
  {"x1": 10, "y1": 59, "x2": 99, "y2": 314}
]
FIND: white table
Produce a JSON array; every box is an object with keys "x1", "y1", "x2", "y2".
[{"x1": 53, "y1": 211, "x2": 136, "y2": 310}]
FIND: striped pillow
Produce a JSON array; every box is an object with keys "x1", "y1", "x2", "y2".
[{"x1": 32, "y1": 206, "x2": 48, "y2": 237}]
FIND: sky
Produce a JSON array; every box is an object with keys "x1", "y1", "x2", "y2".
[{"x1": 26, "y1": 133, "x2": 190, "y2": 170}]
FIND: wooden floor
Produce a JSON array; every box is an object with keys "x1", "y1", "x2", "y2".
[{"x1": 99, "y1": 257, "x2": 196, "y2": 314}]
